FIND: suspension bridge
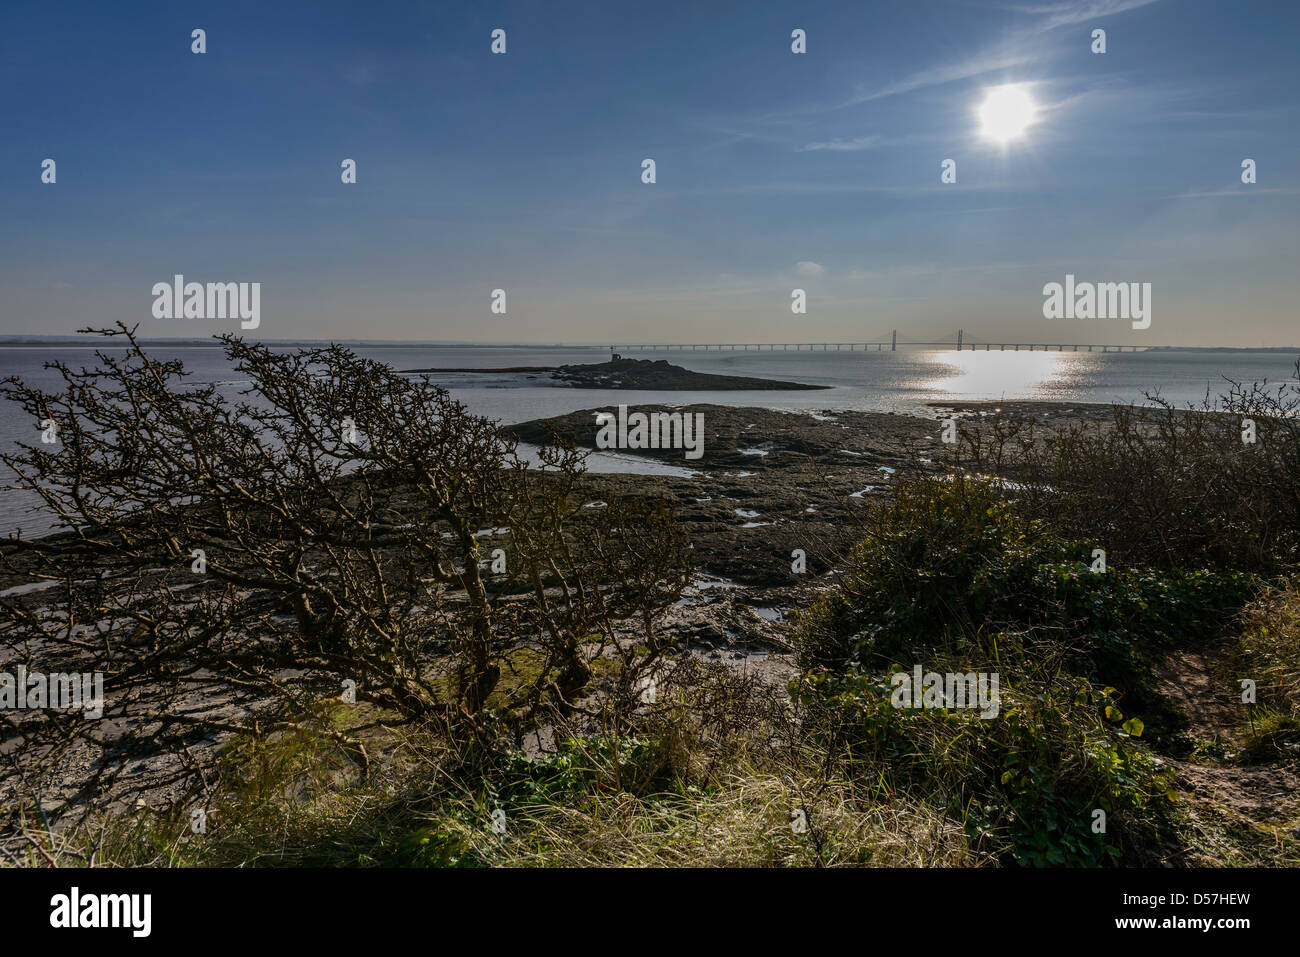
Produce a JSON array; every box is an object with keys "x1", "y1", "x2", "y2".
[{"x1": 609, "y1": 330, "x2": 1151, "y2": 354}]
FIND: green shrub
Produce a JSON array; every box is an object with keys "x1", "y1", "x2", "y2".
[
  {"x1": 797, "y1": 664, "x2": 1175, "y2": 866},
  {"x1": 492, "y1": 734, "x2": 686, "y2": 806},
  {"x1": 792, "y1": 477, "x2": 1254, "y2": 864},
  {"x1": 395, "y1": 825, "x2": 483, "y2": 867},
  {"x1": 802, "y1": 477, "x2": 1255, "y2": 706}
]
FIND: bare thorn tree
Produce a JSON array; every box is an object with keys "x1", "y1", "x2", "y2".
[{"x1": 0, "y1": 325, "x2": 691, "y2": 828}]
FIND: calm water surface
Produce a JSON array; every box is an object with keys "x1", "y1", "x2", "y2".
[{"x1": 3, "y1": 343, "x2": 1296, "y2": 536}]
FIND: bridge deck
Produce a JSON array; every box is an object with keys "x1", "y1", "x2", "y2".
[{"x1": 609, "y1": 342, "x2": 1149, "y2": 352}]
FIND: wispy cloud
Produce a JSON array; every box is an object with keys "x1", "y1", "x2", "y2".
[
  {"x1": 1169, "y1": 187, "x2": 1300, "y2": 199},
  {"x1": 840, "y1": 0, "x2": 1164, "y2": 106},
  {"x1": 797, "y1": 135, "x2": 886, "y2": 152},
  {"x1": 839, "y1": 51, "x2": 1035, "y2": 107},
  {"x1": 1004, "y1": 0, "x2": 1164, "y2": 31}
]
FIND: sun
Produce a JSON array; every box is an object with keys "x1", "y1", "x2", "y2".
[{"x1": 978, "y1": 84, "x2": 1037, "y2": 144}]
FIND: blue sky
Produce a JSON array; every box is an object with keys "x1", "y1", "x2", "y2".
[{"x1": 2, "y1": 0, "x2": 1297, "y2": 346}]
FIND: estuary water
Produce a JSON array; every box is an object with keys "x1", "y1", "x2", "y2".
[{"x1": 2, "y1": 341, "x2": 1296, "y2": 537}]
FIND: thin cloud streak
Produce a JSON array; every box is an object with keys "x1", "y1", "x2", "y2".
[
  {"x1": 838, "y1": 0, "x2": 1164, "y2": 106},
  {"x1": 838, "y1": 52, "x2": 1036, "y2": 107},
  {"x1": 1168, "y1": 188, "x2": 1300, "y2": 199},
  {"x1": 1005, "y1": 0, "x2": 1165, "y2": 31}
]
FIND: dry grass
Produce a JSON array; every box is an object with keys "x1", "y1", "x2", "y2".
[
  {"x1": 1236, "y1": 581, "x2": 1300, "y2": 729},
  {"x1": 441, "y1": 767, "x2": 980, "y2": 868}
]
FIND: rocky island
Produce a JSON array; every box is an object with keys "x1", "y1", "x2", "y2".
[{"x1": 404, "y1": 356, "x2": 830, "y2": 391}]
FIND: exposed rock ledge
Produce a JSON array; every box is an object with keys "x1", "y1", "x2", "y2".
[{"x1": 403, "y1": 357, "x2": 830, "y2": 391}]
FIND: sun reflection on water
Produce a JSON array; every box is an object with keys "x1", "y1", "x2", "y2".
[{"x1": 920, "y1": 349, "x2": 1094, "y2": 399}]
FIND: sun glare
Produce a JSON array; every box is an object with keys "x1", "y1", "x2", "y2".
[
  {"x1": 924, "y1": 350, "x2": 1067, "y2": 399},
  {"x1": 978, "y1": 84, "x2": 1037, "y2": 144}
]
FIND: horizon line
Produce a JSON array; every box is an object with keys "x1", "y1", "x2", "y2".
[{"x1": 2, "y1": 336, "x2": 1299, "y2": 353}]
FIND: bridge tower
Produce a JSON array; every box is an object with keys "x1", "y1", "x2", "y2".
[{"x1": 891, "y1": 330, "x2": 897, "y2": 352}]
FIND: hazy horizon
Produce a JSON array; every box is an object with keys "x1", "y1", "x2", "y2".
[{"x1": 4, "y1": 334, "x2": 1300, "y2": 351}]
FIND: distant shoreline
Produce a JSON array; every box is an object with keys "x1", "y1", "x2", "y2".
[
  {"x1": 405, "y1": 366, "x2": 556, "y2": 374},
  {"x1": 3, "y1": 338, "x2": 1299, "y2": 353}
]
